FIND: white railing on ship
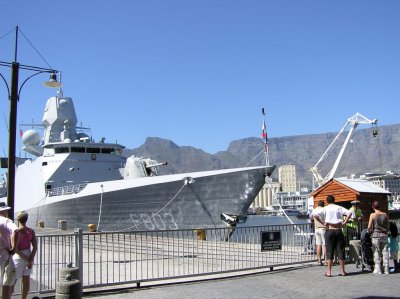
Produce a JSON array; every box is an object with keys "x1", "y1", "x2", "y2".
[
  {"x1": 22, "y1": 221, "x2": 400, "y2": 296},
  {"x1": 48, "y1": 184, "x2": 87, "y2": 197}
]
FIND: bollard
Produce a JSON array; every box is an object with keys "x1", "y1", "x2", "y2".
[
  {"x1": 88, "y1": 223, "x2": 96, "y2": 232},
  {"x1": 59, "y1": 264, "x2": 79, "y2": 280},
  {"x1": 55, "y1": 264, "x2": 82, "y2": 299},
  {"x1": 58, "y1": 220, "x2": 67, "y2": 230}
]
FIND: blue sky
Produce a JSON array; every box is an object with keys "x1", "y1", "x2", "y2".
[{"x1": 0, "y1": 1, "x2": 399, "y2": 155}]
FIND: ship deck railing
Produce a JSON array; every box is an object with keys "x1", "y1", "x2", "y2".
[{"x1": 16, "y1": 220, "x2": 400, "y2": 297}]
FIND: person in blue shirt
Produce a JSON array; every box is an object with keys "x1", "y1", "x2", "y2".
[{"x1": 388, "y1": 221, "x2": 399, "y2": 273}]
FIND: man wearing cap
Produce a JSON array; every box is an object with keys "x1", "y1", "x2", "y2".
[
  {"x1": 0, "y1": 202, "x2": 19, "y2": 299},
  {"x1": 345, "y1": 200, "x2": 363, "y2": 240}
]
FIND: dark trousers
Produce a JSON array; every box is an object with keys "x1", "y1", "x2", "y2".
[{"x1": 325, "y1": 229, "x2": 346, "y2": 260}]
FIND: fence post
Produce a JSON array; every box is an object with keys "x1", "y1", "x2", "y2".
[{"x1": 74, "y1": 228, "x2": 83, "y2": 284}]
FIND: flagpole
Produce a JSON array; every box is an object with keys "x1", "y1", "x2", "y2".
[{"x1": 261, "y1": 108, "x2": 269, "y2": 166}]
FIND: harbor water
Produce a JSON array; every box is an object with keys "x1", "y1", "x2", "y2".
[{"x1": 222, "y1": 215, "x2": 312, "y2": 247}]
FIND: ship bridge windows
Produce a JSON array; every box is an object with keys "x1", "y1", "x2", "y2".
[
  {"x1": 87, "y1": 148, "x2": 101, "y2": 154},
  {"x1": 55, "y1": 147, "x2": 69, "y2": 154},
  {"x1": 50, "y1": 143, "x2": 122, "y2": 155},
  {"x1": 71, "y1": 147, "x2": 85, "y2": 153},
  {"x1": 101, "y1": 148, "x2": 116, "y2": 154}
]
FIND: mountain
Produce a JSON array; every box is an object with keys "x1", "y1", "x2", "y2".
[{"x1": 123, "y1": 124, "x2": 400, "y2": 188}]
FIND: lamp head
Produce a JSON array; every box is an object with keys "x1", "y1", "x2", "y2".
[{"x1": 44, "y1": 72, "x2": 62, "y2": 88}]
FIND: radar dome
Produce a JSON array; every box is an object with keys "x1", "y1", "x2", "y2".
[
  {"x1": 22, "y1": 130, "x2": 41, "y2": 146},
  {"x1": 58, "y1": 98, "x2": 69, "y2": 108}
]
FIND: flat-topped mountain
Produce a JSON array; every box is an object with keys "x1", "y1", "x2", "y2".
[{"x1": 123, "y1": 124, "x2": 400, "y2": 187}]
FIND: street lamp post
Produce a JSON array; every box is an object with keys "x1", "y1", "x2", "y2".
[
  {"x1": 0, "y1": 26, "x2": 61, "y2": 220},
  {"x1": 7, "y1": 62, "x2": 19, "y2": 222}
]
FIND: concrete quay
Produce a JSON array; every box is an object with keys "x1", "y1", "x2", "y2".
[{"x1": 81, "y1": 263, "x2": 399, "y2": 299}]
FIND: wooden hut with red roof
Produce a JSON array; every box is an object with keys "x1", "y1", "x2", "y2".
[{"x1": 308, "y1": 178, "x2": 391, "y2": 221}]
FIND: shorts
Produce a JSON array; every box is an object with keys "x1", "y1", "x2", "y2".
[
  {"x1": 3, "y1": 258, "x2": 16, "y2": 286},
  {"x1": 389, "y1": 250, "x2": 398, "y2": 261},
  {"x1": 3, "y1": 249, "x2": 32, "y2": 287},
  {"x1": 315, "y1": 228, "x2": 326, "y2": 246},
  {"x1": 0, "y1": 260, "x2": 6, "y2": 287},
  {"x1": 13, "y1": 249, "x2": 33, "y2": 279}
]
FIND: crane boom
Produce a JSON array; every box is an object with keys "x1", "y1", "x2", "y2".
[{"x1": 310, "y1": 112, "x2": 377, "y2": 188}]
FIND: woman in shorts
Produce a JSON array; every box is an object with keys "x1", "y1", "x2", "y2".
[{"x1": 12, "y1": 211, "x2": 37, "y2": 299}]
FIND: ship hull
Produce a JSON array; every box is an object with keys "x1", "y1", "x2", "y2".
[{"x1": 22, "y1": 166, "x2": 272, "y2": 231}]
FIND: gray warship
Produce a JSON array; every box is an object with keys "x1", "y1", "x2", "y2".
[{"x1": 0, "y1": 93, "x2": 275, "y2": 231}]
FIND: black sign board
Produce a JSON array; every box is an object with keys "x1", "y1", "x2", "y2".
[
  {"x1": 261, "y1": 231, "x2": 281, "y2": 251},
  {"x1": 0, "y1": 158, "x2": 8, "y2": 168}
]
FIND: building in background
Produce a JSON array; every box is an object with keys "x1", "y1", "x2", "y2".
[
  {"x1": 273, "y1": 189, "x2": 310, "y2": 212},
  {"x1": 251, "y1": 181, "x2": 281, "y2": 210},
  {"x1": 251, "y1": 165, "x2": 300, "y2": 211},
  {"x1": 279, "y1": 165, "x2": 297, "y2": 192},
  {"x1": 251, "y1": 167, "x2": 400, "y2": 213},
  {"x1": 360, "y1": 171, "x2": 400, "y2": 209}
]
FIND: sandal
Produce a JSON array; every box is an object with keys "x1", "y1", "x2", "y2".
[{"x1": 324, "y1": 272, "x2": 332, "y2": 277}]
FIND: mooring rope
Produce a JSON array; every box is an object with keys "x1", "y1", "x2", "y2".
[
  {"x1": 272, "y1": 194, "x2": 304, "y2": 234},
  {"x1": 97, "y1": 184, "x2": 104, "y2": 231},
  {"x1": 118, "y1": 182, "x2": 187, "y2": 232},
  {"x1": 32, "y1": 194, "x2": 50, "y2": 228}
]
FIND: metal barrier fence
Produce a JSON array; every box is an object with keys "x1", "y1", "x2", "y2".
[
  {"x1": 31, "y1": 232, "x2": 77, "y2": 293},
  {"x1": 21, "y1": 219, "x2": 400, "y2": 296},
  {"x1": 26, "y1": 223, "x2": 317, "y2": 295}
]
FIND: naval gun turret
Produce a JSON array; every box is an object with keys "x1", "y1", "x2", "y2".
[{"x1": 123, "y1": 156, "x2": 168, "y2": 179}]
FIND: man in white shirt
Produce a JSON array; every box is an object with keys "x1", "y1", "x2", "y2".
[{"x1": 314, "y1": 195, "x2": 353, "y2": 277}]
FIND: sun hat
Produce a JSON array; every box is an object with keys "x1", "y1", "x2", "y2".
[{"x1": 0, "y1": 202, "x2": 11, "y2": 211}]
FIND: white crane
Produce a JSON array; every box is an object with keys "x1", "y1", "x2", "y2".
[{"x1": 310, "y1": 112, "x2": 378, "y2": 188}]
